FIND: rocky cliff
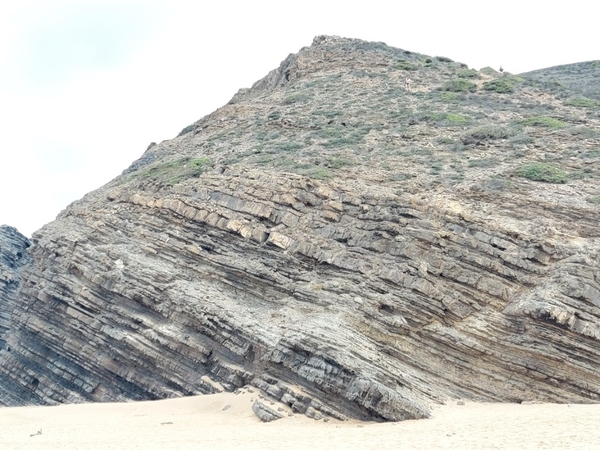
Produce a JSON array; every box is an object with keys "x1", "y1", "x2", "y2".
[
  {"x1": 0, "y1": 226, "x2": 31, "y2": 349},
  {"x1": 0, "y1": 36, "x2": 599, "y2": 421}
]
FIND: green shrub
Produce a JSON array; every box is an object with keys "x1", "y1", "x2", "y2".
[
  {"x1": 583, "y1": 150, "x2": 600, "y2": 159},
  {"x1": 435, "y1": 92, "x2": 459, "y2": 103},
  {"x1": 439, "y1": 79, "x2": 477, "y2": 93},
  {"x1": 483, "y1": 78, "x2": 514, "y2": 93},
  {"x1": 509, "y1": 133, "x2": 534, "y2": 145},
  {"x1": 397, "y1": 60, "x2": 418, "y2": 71},
  {"x1": 302, "y1": 167, "x2": 332, "y2": 180},
  {"x1": 418, "y1": 112, "x2": 470, "y2": 126},
  {"x1": 283, "y1": 93, "x2": 310, "y2": 104},
  {"x1": 274, "y1": 141, "x2": 303, "y2": 152},
  {"x1": 480, "y1": 67, "x2": 499, "y2": 76},
  {"x1": 136, "y1": 157, "x2": 213, "y2": 186},
  {"x1": 564, "y1": 97, "x2": 599, "y2": 108},
  {"x1": 483, "y1": 75, "x2": 524, "y2": 93},
  {"x1": 462, "y1": 125, "x2": 515, "y2": 144},
  {"x1": 430, "y1": 163, "x2": 443, "y2": 174},
  {"x1": 565, "y1": 126, "x2": 600, "y2": 138},
  {"x1": 516, "y1": 163, "x2": 568, "y2": 183},
  {"x1": 326, "y1": 157, "x2": 354, "y2": 169},
  {"x1": 435, "y1": 56, "x2": 453, "y2": 62},
  {"x1": 518, "y1": 116, "x2": 567, "y2": 128},
  {"x1": 458, "y1": 69, "x2": 480, "y2": 79}
]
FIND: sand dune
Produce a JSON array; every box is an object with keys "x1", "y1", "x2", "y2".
[{"x1": 2, "y1": 391, "x2": 600, "y2": 449}]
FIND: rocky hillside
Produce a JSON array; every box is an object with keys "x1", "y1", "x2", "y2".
[
  {"x1": 1, "y1": 36, "x2": 599, "y2": 421},
  {"x1": 521, "y1": 60, "x2": 600, "y2": 102}
]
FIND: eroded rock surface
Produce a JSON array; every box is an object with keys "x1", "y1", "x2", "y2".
[
  {"x1": 0, "y1": 225, "x2": 31, "y2": 349},
  {"x1": 0, "y1": 36, "x2": 599, "y2": 421},
  {"x1": 252, "y1": 400, "x2": 283, "y2": 422}
]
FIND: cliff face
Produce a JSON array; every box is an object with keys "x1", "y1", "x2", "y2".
[
  {"x1": 0, "y1": 226, "x2": 31, "y2": 349},
  {"x1": 1, "y1": 36, "x2": 599, "y2": 421}
]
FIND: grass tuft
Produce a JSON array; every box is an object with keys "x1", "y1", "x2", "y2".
[
  {"x1": 516, "y1": 163, "x2": 568, "y2": 183},
  {"x1": 518, "y1": 116, "x2": 567, "y2": 128}
]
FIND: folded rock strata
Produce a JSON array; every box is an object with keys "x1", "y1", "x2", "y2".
[{"x1": 0, "y1": 36, "x2": 599, "y2": 421}]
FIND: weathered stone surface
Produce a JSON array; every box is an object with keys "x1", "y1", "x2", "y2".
[
  {"x1": 252, "y1": 400, "x2": 284, "y2": 422},
  {"x1": 0, "y1": 225, "x2": 31, "y2": 349},
  {"x1": 0, "y1": 36, "x2": 599, "y2": 421}
]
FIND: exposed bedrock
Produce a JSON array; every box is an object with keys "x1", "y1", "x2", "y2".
[
  {"x1": 0, "y1": 169, "x2": 599, "y2": 420},
  {"x1": 0, "y1": 225, "x2": 31, "y2": 349},
  {"x1": 1, "y1": 36, "x2": 599, "y2": 421}
]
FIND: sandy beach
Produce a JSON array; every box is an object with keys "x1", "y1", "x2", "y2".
[{"x1": 2, "y1": 390, "x2": 600, "y2": 450}]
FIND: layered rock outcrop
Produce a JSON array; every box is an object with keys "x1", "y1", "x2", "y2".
[
  {"x1": 1, "y1": 36, "x2": 599, "y2": 421},
  {"x1": 0, "y1": 225, "x2": 31, "y2": 349}
]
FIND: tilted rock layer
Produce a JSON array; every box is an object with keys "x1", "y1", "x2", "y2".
[
  {"x1": 1, "y1": 36, "x2": 599, "y2": 421},
  {"x1": 0, "y1": 226, "x2": 31, "y2": 349}
]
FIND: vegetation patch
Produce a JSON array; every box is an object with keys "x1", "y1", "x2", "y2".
[
  {"x1": 480, "y1": 67, "x2": 499, "y2": 76},
  {"x1": 516, "y1": 163, "x2": 568, "y2": 183},
  {"x1": 565, "y1": 126, "x2": 600, "y2": 138},
  {"x1": 564, "y1": 97, "x2": 599, "y2": 108},
  {"x1": 435, "y1": 56, "x2": 453, "y2": 63},
  {"x1": 326, "y1": 157, "x2": 354, "y2": 169},
  {"x1": 417, "y1": 112, "x2": 470, "y2": 126},
  {"x1": 468, "y1": 157, "x2": 500, "y2": 168},
  {"x1": 311, "y1": 127, "x2": 367, "y2": 148},
  {"x1": 439, "y1": 79, "x2": 477, "y2": 93},
  {"x1": 299, "y1": 167, "x2": 333, "y2": 180},
  {"x1": 438, "y1": 92, "x2": 459, "y2": 103},
  {"x1": 462, "y1": 125, "x2": 515, "y2": 144},
  {"x1": 509, "y1": 133, "x2": 534, "y2": 146},
  {"x1": 582, "y1": 150, "x2": 600, "y2": 159},
  {"x1": 273, "y1": 141, "x2": 303, "y2": 152},
  {"x1": 475, "y1": 177, "x2": 514, "y2": 192},
  {"x1": 283, "y1": 93, "x2": 311, "y2": 105},
  {"x1": 483, "y1": 77, "x2": 518, "y2": 94},
  {"x1": 267, "y1": 110, "x2": 281, "y2": 120},
  {"x1": 396, "y1": 59, "x2": 418, "y2": 71},
  {"x1": 518, "y1": 116, "x2": 567, "y2": 128},
  {"x1": 458, "y1": 69, "x2": 480, "y2": 79},
  {"x1": 135, "y1": 157, "x2": 213, "y2": 186}
]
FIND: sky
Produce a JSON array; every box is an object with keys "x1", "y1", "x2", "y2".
[{"x1": 0, "y1": 0, "x2": 597, "y2": 237}]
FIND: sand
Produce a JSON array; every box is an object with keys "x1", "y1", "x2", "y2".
[{"x1": 2, "y1": 391, "x2": 600, "y2": 450}]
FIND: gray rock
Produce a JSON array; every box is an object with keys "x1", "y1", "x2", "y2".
[
  {"x1": 0, "y1": 226, "x2": 31, "y2": 350},
  {"x1": 252, "y1": 401, "x2": 284, "y2": 422}
]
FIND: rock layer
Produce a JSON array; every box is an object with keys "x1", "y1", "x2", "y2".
[
  {"x1": 1, "y1": 36, "x2": 599, "y2": 421},
  {"x1": 0, "y1": 225, "x2": 31, "y2": 349}
]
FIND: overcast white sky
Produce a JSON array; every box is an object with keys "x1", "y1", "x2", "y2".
[{"x1": 1, "y1": 0, "x2": 597, "y2": 236}]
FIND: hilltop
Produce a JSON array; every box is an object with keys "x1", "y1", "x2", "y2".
[{"x1": 1, "y1": 36, "x2": 599, "y2": 422}]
